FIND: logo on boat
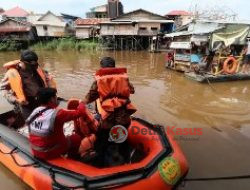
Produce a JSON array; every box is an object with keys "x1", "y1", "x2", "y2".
[
  {"x1": 158, "y1": 157, "x2": 181, "y2": 185},
  {"x1": 109, "y1": 125, "x2": 128, "y2": 143},
  {"x1": 131, "y1": 126, "x2": 203, "y2": 136}
]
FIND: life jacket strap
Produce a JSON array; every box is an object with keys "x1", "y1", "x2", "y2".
[{"x1": 26, "y1": 107, "x2": 51, "y2": 126}]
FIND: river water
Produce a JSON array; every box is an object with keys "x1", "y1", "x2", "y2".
[{"x1": 0, "y1": 50, "x2": 250, "y2": 190}]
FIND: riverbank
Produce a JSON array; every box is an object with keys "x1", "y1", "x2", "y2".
[
  {"x1": 31, "y1": 38, "x2": 98, "y2": 51},
  {"x1": 0, "y1": 38, "x2": 99, "y2": 52},
  {"x1": 0, "y1": 40, "x2": 23, "y2": 51}
]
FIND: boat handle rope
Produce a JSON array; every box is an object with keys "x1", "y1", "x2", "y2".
[
  {"x1": 10, "y1": 150, "x2": 40, "y2": 168},
  {"x1": 49, "y1": 168, "x2": 86, "y2": 190},
  {"x1": 0, "y1": 137, "x2": 91, "y2": 189},
  {"x1": 0, "y1": 146, "x2": 17, "y2": 155},
  {"x1": 0, "y1": 136, "x2": 39, "y2": 167}
]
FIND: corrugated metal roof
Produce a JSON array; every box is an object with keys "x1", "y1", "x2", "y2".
[
  {"x1": 0, "y1": 27, "x2": 30, "y2": 33},
  {"x1": 113, "y1": 19, "x2": 173, "y2": 23},
  {"x1": 113, "y1": 9, "x2": 167, "y2": 20},
  {"x1": 195, "y1": 19, "x2": 250, "y2": 25},
  {"x1": 0, "y1": 18, "x2": 31, "y2": 33},
  {"x1": 34, "y1": 21, "x2": 66, "y2": 27},
  {"x1": 170, "y1": 42, "x2": 191, "y2": 49},
  {"x1": 75, "y1": 18, "x2": 110, "y2": 25},
  {"x1": 101, "y1": 19, "x2": 174, "y2": 25},
  {"x1": 165, "y1": 21, "x2": 225, "y2": 37},
  {"x1": 165, "y1": 31, "x2": 192, "y2": 38},
  {"x1": 38, "y1": 11, "x2": 64, "y2": 22},
  {"x1": 0, "y1": 18, "x2": 31, "y2": 26},
  {"x1": 187, "y1": 22, "x2": 224, "y2": 34},
  {"x1": 2, "y1": 6, "x2": 29, "y2": 17},
  {"x1": 34, "y1": 11, "x2": 66, "y2": 27}
]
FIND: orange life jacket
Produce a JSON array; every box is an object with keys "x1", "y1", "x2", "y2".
[
  {"x1": 3, "y1": 60, "x2": 56, "y2": 103},
  {"x1": 95, "y1": 67, "x2": 136, "y2": 120}
]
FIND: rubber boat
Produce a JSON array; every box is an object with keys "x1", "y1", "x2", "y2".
[{"x1": 0, "y1": 100, "x2": 189, "y2": 190}]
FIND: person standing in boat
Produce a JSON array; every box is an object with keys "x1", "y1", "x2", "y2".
[
  {"x1": 0, "y1": 50, "x2": 56, "y2": 120},
  {"x1": 242, "y1": 41, "x2": 250, "y2": 73},
  {"x1": 26, "y1": 87, "x2": 92, "y2": 160},
  {"x1": 84, "y1": 57, "x2": 137, "y2": 166}
]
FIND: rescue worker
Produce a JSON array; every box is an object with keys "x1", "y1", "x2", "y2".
[
  {"x1": 0, "y1": 50, "x2": 56, "y2": 120},
  {"x1": 84, "y1": 57, "x2": 136, "y2": 166},
  {"x1": 26, "y1": 88, "x2": 87, "y2": 160},
  {"x1": 67, "y1": 98, "x2": 99, "y2": 162}
]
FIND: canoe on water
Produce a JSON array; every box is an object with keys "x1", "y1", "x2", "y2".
[
  {"x1": 185, "y1": 72, "x2": 250, "y2": 83},
  {"x1": 0, "y1": 101, "x2": 189, "y2": 190}
]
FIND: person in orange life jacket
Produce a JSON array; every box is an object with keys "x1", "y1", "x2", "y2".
[
  {"x1": 84, "y1": 57, "x2": 136, "y2": 166},
  {"x1": 0, "y1": 50, "x2": 56, "y2": 120},
  {"x1": 26, "y1": 88, "x2": 86, "y2": 160}
]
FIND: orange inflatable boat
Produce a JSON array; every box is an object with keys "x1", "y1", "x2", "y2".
[{"x1": 0, "y1": 107, "x2": 188, "y2": 190}]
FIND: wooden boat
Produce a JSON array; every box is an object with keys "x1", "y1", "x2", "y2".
[{"x1": 185, "y1": 72, "x2": 250, "y2": 83}]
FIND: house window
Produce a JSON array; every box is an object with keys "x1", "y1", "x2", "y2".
[
  {"x1": 139, "y1": 27, "x2": 146, "y2": 30},
  {"x1": 151, "y1": 27, "x2": 158, "y2": 31},
  {"x1": 43, "y1": 25, "x2": 48, "y2": 31}
]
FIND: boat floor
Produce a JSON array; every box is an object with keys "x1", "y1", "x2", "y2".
[{"x1": 185, "y1": 72, "x2": 250, "y2": 83}]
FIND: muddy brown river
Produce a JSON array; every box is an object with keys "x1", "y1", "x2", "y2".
[{"x1": 0, "y1": 50, "x2": 250, "y2": 190}]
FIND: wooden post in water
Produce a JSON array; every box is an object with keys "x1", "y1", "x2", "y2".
[
  {"x1": 132, "y1": 37, "x2": 134, "y2": 50},
  {"x1": 121, "y1": 37, "x2": 123, "y2": 50}
]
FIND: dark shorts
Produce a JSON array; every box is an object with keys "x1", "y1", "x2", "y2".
[{"x1": 243, "y1": 54, "x2": 250, "y2": 64}]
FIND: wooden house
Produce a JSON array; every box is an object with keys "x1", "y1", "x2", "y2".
[
  {"x1": 99, "y1": 9, "x2": 173, "y2": 50},
  {"x1": 75, "y1": 18, "x2": 109, "y2": 39},
  {"x1": 0, "y1": 18, "x2": 37, "y2": 41},
  {"x1": 34, "y1": 11, "x2": 74, "y2": 38}
]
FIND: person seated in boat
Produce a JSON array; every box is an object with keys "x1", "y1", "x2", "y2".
[
  {"x1": 190, "y1": 50, "x2": 204, "y2": 72},
  {"x1": 84, "y1": 57, "x2": 137, "y2": 166},
  {"x1": 0, "y1": 50, "x2": 56, "y2": 120},
  {"x1": 26, "y1": 87, "x2": 90, "y2": 160}
]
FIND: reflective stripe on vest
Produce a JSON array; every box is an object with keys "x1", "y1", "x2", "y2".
[
  {"x1": 27, "y1": 106, "x2": 58, "y2": 137},
  {"x1": 30, "y1": 143, "x2": 61, "y2": 153},
  {"x1": 30, "y1": 137, "x2": 68, "y2": 154}
]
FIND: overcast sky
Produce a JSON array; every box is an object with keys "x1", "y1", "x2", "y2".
[{"x1": 1, "y1": 0, "x2": 249, "y2": 20}]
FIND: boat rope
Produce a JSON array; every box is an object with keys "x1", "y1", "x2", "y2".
[
  {"x1": 184, "y1": 174, "x2": 250, "y2": 182},
  {"x1": 0, "y1": 137, "x2": 39, "y2": 167},
  {"x1": 49, "y1": 168, "x2": 86, "y2": 190},
  {"x1": 10, "y1": 150, "x2": 40, "y2": 168},
  {"x1": 0, "y1": 136, "x2": 90, "y2": 189},
  {"x1": 0, "y1": 146, "x2": 17, "y2": 154},
  {"x1": 200, "y1": 72, "x2": 216, "y2": 91}
]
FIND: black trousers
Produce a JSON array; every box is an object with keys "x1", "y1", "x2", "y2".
[{"x1": 94, "y1": 129, "x2": 130, "y2": 167}]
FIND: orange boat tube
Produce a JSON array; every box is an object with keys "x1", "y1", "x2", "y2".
[{"x1": 0, "y1": 117, "x2": 189, "y2": 190}]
